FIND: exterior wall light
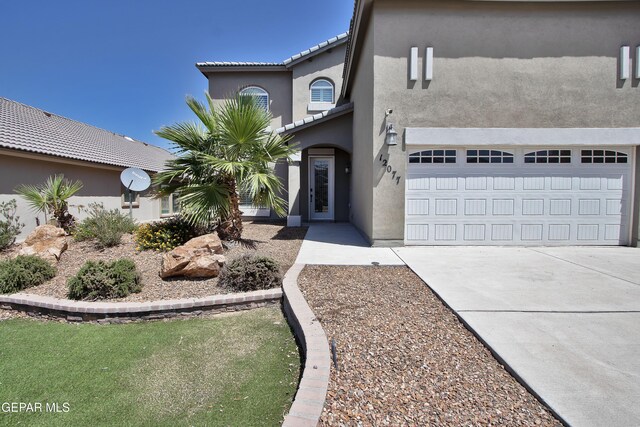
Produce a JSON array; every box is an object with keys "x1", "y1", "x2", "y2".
[{"x1": 386, "y1": 124, "x2": 398, "y2": 146}]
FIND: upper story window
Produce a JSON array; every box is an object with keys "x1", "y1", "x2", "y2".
[
  {"x1": 409, "y1": 149, "x2": 456, "y2": 164},
  {"x1": 240, "y1": 86, "x2": 269, "y2": 111},
  {"x1": 581, "y1": 149, "x2": 628, "y2": 164},
  {"x1": 310, "y1": 79, "x2": 334, "y2": 103},
  {"x1": 524, "y1": 150, "x2": 571, "y2": 164},
  {"x1": 467, "y1": 149, "x2": 514, "y2": 164}
]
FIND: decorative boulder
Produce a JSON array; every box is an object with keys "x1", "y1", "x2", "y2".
[
  {"x1": 19, "y1": 225, "x2": 68, "y2": 263},
  {"x1": 160, "y1": 234, "x2": 226, "y2": 279}
]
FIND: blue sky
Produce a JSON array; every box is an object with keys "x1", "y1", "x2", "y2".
[{"x1": 0, "y1": 0, "x2": 353, "y2": 150}]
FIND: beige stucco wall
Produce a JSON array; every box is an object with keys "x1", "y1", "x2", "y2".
[
  {"x1": 349, "y1": 23, "x2": 376, "y2": 242},
  {"x1": 291, "y1": 44, "x2": 347, "y2": 122},
  {"x1": 0, "y1": 152, "x2": 160, "y2": 241},
  {"x1": 206, "y1": 71, "x2": 293, "y2": 129},
  {"x1": 364, "y1": 0, "x2": 640, "y2": 244}
]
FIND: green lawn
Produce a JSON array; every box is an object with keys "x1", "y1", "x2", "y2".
[{"x1": 0, "y1": 308, "x2": 300, "y2": 426}]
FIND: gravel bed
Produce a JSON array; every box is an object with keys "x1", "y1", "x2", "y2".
[
  {"x1": 298, "y1": 265, "x2": 560, "y2": 426},
  {"x1": 0, "y1": 222, "x2": 306, "y2": 302}
]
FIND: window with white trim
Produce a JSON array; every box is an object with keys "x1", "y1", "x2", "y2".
[
  {"x1": 238, "y1": 189, "x2": 269, "y2": 216},
  {"x1": 239, "y1": 86, "x2": 269, "y2": 111},
  {"x1": 524, "y1": 150, "x2": 571, "y2": 164},
  {"x1": 409, "y1": 150, "x2": 456, "y2": 164},
  {"x1": 161, "y1": 194, "x2": 180, "y2": 216},
  {"x1": 310, "y1": 79, "x2": 334, "y2": 103},
  {"x1": 581, "y1": 149, "x2": 628, "y2": 164},
  {"x1": 467, "y1": 149, "x2": 514, "y2": 164}
]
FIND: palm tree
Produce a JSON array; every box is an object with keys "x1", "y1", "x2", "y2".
[
  {"x1": 154, "y1": 93, "x2": 295, "y2": 241},
  {"x1": 15, "y1": 174, "x2": 83, "y2": 231}
]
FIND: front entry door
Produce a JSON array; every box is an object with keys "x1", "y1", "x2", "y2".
[{"x1": 309, "y1": 156, "x2": 334, "y2": 220}]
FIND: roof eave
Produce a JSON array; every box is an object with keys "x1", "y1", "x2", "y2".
[
  {"x1": 196, "y1": 64, "x2": 288, "y2": 76},
  {"x1": 276, "y1": 103, "x2": 354, "y2": 135},
  {"x1": 342, "y1": 0, "x2": 373, "y2": 99}
]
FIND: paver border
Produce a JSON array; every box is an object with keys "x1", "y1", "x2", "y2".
[
  {"x1": 281, "y1": 263, "x2": 330, "y2": 427},
  {"x1": 0, "y1": 289, "x2": 282, "y2": 323}
]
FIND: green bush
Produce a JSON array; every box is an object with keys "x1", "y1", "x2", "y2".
[
  {"x1": 74, "y1": 203, "x2": 137, "y2": 248},
  {"x1": 67, "y1": 259, "x2": 141, "y2": 301},
  {"x1": 0, "y1": 199, "x2": 25, "y2": 250},
  {"x1": 0, "y1": 255, "x2": 56, "y2": 294},
  {"x1": 134, "y1": 216, "x2": 197, "y2": 252},
  {"x1": 219, "y1": 255, "x2": 282, "y2": 292}
]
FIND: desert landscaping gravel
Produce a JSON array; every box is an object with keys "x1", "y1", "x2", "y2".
[
  {"x1": 299, "y1": 265, "x2": 560, "y2": 426},
  {"x1": 0, "y1": 222, "x2": 306, "y2": 302}
]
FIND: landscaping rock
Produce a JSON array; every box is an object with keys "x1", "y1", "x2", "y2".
[
  {"x1": 182, "y1": 233, "x2": 224, "y2": 254},
  {"x1": 160, "y1": 234, "x2": 226, "y2": 279},
  {"x1": 19, "y1": 225, "x2": 68, "y2": 263}
]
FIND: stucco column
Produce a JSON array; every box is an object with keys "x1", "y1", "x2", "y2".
[{"x1": 287, "y1": 151, "x2": 302, "y2": 227}]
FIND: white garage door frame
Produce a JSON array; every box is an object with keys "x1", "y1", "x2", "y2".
[{"x1": 404, "y1": 128, "x2": 640, "y2": 247}]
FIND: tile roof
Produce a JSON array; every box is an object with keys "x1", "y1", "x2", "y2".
[
  {"x1": 0, "y1": 97, "x2": 175, "y2": 172},
  {"x1": 195, "y1": 61, "x2": 284, "y2": 68},
  {"x1": 275, "y1": 102, "x2": 354, "y2": 134},
  {"x1": 283, "y1": 32, "x2": 349, "y2": 67},
  {"x1": 196, "y1": 33, "x2": 349, "y2": 71}
]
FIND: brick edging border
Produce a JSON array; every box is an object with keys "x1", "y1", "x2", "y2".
[
  {"x1": 281, "y1": 263, "x2": 330, "y2": 427},
  {"x1": 0, "y1": 289, "x2": 282, "y2": 323}
]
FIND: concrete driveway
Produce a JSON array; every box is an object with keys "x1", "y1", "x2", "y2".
[{"x1": 393, "y1": 246, "x2": 640, "y2": 427}]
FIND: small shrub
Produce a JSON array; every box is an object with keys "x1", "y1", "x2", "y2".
[
  {"x1": 67, "y1": 258, "x2": 141, "y2": 301},
  {"x1": 219, "y1": 255, "x2": 282, "y2": 292},
  {"x1": 74, "y1": 203, "x2": 137, "y2": 248},
  {"x1": 134, "y1": 216, "x2": 197, "y2": 252},
  {"x1": 0, "y1": 199, "x2": 25, "y2": 250},
  {"x1": 0, "y1": 255, "x2": 56, "y2": 294}
]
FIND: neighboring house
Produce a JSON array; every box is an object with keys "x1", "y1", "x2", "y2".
[
  {"x1": 200, "y1": 0, "x2": 640, "y2": 247},
  {"x1": 0, "y1": 97, "x2": 176, "y2": 240}
]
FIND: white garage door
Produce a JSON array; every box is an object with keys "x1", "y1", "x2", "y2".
[{"x1": 405, "y1": 147, "x2": 634, "y2": 245}]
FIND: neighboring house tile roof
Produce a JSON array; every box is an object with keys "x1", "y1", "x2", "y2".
[
  {"x1": 276, "y1": 102, "x2": 354, "y2": 134},
  {"x1": 0, "y1": 97, "x2": 175, "y2": 172},
  {"x1": 196, "y1": 32, "x2": 349, "y2": 72},
  {"x1": 282, "y1": 32, "x2": 349, "y2": 67}
]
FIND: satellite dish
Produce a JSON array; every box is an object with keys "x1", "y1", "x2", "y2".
[{"x1": 120, "y1": 167, "x2": 151, "y2": 192}]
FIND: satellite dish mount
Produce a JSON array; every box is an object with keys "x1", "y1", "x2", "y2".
[{"x1": 120, "y1": 168, "x2": 151, "y2": 219}]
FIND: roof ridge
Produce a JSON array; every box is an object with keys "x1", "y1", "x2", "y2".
[
  {"x1": 0, "y1": 97, "x2": 171, "y2": 155},
  {"x1": 283, "y1": 32, "x2": 349, "y2": 66}
]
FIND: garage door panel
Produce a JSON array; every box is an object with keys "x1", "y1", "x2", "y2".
[{"x1": 405, "y1": 146, "x2": 633, "y2": 246}]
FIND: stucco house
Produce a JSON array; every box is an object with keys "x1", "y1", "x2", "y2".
[
  {"x1": 0, "y1": 97, "x2": 176, "y2": 240},
  {"x1": 198, "y1": 0, "x2": 640, "y2": 247}
]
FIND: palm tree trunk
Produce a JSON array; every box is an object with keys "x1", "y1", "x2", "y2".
[{"x1": 217, "y1": 177, "x2": 243, "y2": 241}]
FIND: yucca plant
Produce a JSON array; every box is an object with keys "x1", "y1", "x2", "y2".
[
  {"x1": 15, "y1": 174, "x2": 83, "y2": 232},
  {"x1": 154, "y1": 92, "x2": 296, "y2": 241}
]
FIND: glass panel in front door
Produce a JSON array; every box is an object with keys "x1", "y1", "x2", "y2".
[{"x1": 314, "y1": 160, "x2": 329, "y2": 213}]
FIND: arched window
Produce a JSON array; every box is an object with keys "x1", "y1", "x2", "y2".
[
  {"x1": 239, "y1": 86, "x2": 269, "y2": 111},
  {"x1": 524, "y1": 150, "x2": 571, "y2": 164},
  {"x1": 467, "y1": 149, "x2": 514, "y2": 164},
  {"x1": 581, "y1": 149, "x2": 628, "y2": 164},
  {"x1": 310, "y1": 79, "x2": 334, "y2": 103},
  {"x1": 409, "y1": 150, "x2": 456, "y2": 164}
]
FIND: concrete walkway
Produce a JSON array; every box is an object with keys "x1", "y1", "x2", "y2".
[
  {"x1": 394, "y1": 246, "x2": 640, "y2": 427},
  {"x1": 295, "y1": 223, "x2": 403, "y2": 265}
]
